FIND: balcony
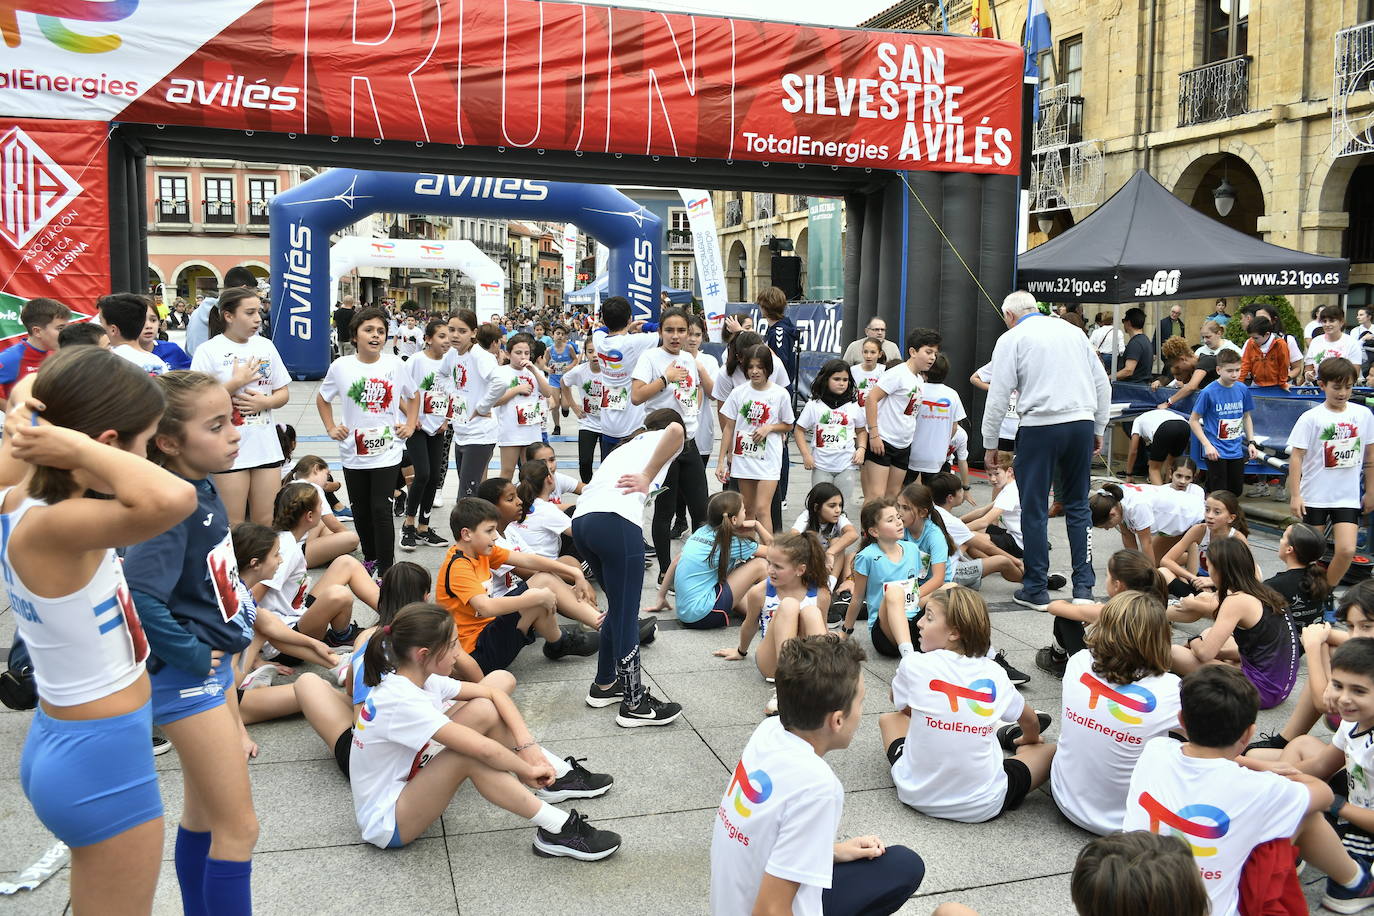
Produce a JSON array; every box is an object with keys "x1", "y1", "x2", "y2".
[
  {"x1": 1335, "y1": 21, "x2": 1374, "y2": 157},
  {"x1": 203, "y1": 199, "x2": 236, "y2": 226},
  {"x1": 155, "y1": 198, "x2": 189, "y2": 224},
  {"x1": 407, "y1": 269, "x2": 443, "y2": 286},
  {"x1": 790, "y1": 195, "x2": 810, "y2": 211},
  {"x1": 666, "y1": 228, "x2": 693, "y2": 251},
  {"x1": 753, "y1": 193, "x2": 775, "y2": 221},
  {"x1": 1178, "y1": 56, "x2": 1250, "y2": 128},
  {"x1": 247, "y1": 199, "x2": 271, "y2": 225},
  {"x1": 724, "y1": 199, "x2": 743, "y2": 227}
]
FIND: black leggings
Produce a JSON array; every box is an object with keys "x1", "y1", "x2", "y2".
[
  {"x1": 652, "y1": 448, "x2": 708, "y2": 575},
  {"x1": 1205, "y1": 457, "x2": 1245, "y2": 497},
  {"x1": 404, "y1": 429, "x2": 446, "y2": 526},
  {"x1": 433, "y1": 425, "x2": 454, "y2": 494},
  {"x1": 343, "y1": 463, "x2": 400, "y2": 574},
  {"x1": 1053, "y1": 616, "x2": 1087, "y2": 657},
  {"x1": 453, "y1": 441, "x2": 495, "y2": 498},
  {"x1": 578, "y1": 429, "x2": 607, "y2": 484}
]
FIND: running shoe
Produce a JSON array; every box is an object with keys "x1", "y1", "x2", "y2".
[
  {"x1": 1245, "y1": 732, "x2": 1290, "y2": 754},
  {"x1": 1012, "y1": 589, "x2": 1051, "y2": 612},
  {"x1": 417, "y1": 528, "x2": 449, "y2": 547},
  {"x1": 1046, "y1": 574, "x2": 1067, "y2": 591},
  {"x1": 535, "y1": 758, "x2": 614, "y2": 803},
  {"x1": 325, "y1": 622, "x2": 363, "y2": 648},
  {"x1": 431, "y1": 495, "x2": 444, "y2": 509},
  {"x1": 1322, "y1": 864, "x2": 1374, "y2": 914},
  {"x1": 616, "y1": 691, "x2": 682, "y2": 728},
  {"x1": 827, "y1": 590, "x2": 852, "y2": 627},
  {"x1": 335, "y1": 506, "x2": 354, "y2": 521},
  {"x1": 532, "y1": 810, "x2": 621, "y2": 861},
  {"x1": 239, "y1": 665, "x2": 277, "y2": 692},
  {"x1": 399, "y1": 525, "x2": 417, "y2": 552},
  {"x1": 994, "y1": 651, "x2": 1031, "y2": 687},
  {"x1": 152, "y1": 733, "x2": 172, "y2": 756},
  {"x1": 544, "y1": 628, "x2": 600, "y2": 660},
  {"x1": 670, "y1": 518, "x2": 688, "y2": 540},
  {"x1": 393, "y1": 494, "x2": 407, "y2": 517},
  {"x1": 996, "y1": 712, "x2": 1053, "y2": 752},
  {"x1": 1035, "y1": 645, "x2": 1068, "y2": 678},
  {"x1": 638, "y1": 616, "x2": 657, "y2": 645},
  {"x1": 585, "y1": 681, "x2": 625, "y2": 708}
]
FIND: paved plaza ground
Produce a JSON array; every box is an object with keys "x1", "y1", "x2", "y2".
[{"x1": 0, "y1": 376, "x2": 1334, "y2": 915}]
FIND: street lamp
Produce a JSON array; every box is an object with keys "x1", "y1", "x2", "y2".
[
  {"x1": 1037, "y1": 214, "x2": 1055, "y2": 235},
  {"x1": 1213, "y1": 177, "x2": 1236, "y2": 217}
]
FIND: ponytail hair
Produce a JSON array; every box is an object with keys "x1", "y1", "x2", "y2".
[
  {"x1": 207, "y1": 286, "x2": 261, "y2": 338},
  {"x1": 1284, "y1": 523, "x2": 1332, "y2": 608},
  {"x1": 1207, "y1": 489, "x2": 1249, "y2": 536},
  {"x1": 515, "y1": 460, "x2": 551, "y2": 522},
  {"x1": 705, "y1": 490, "x2": 746, "y2": 587},
  {"x1": 377, "y1": 562, "x2": 431, "y2": 627},
  {"x1": 272, "y1": 481, "x2": 321, "y2": 532},
  {"x1": 27, "y1": 347, "x2": 165, "y2": 504},
  {"x1": 1090, "y1": 483, "x2": 1125, "y2": 528},
  {"x1": 772, "y1": 531, "x2": 828, "y2": 591},
  {"x1": 899, "y1": 482, "x2": 954, "y2": 554},
  {"x1": 231, "y1": 522, "x2": 278, "y2": 573},
  {"x1": 289, "y1": 454, "x2": 329, "y2": 481},
  {"x1": 148, "y1": 371, "x2": 222, "y2": 466},
  {"x1": 1210, "y1": 536, "x2": 1286, "y2": 614},
  {"x1": 362, "y1": 602, "x2": 454, "y2": 687},
  {"x1": 1106, "y1": 549, "x2": 1168, "y2": 612}
]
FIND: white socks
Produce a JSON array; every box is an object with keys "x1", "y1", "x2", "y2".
[
  {"x1": 898, "y1": 642, "x2": 915, "y2": 657},
  {"x1": 541, "y1": 747, "x2": 572, "y2": 778},
  {"x1": 529, "y1": 801, "x2": 570, "y2": 833}
]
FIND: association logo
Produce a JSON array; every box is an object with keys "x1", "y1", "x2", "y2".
[
  {"x1": 1, "y1": 0, "x2": 138, "y2": 54},
  {"x1": 1080, "y1": 672, "x2": 1157, "y2": 725},
  {"x1": 930, "y1": 678, "x2": 997, "y2": 716},
  {"x1": 1138, "y1": 792, "x2": 1229, "y2": 857},
  {"x1": 356, "y1": 697, "x2": 377, "y2": 730},
  {"x1": 727, "y1": 759, "x2": 773, "y2": 817},
  {"x1": 0, "y1": 126, "x2": 82, "y2": 249}
]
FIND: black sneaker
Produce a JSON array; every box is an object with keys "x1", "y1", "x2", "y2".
[
  {"x1": 827, "y1": 590, "x2": 852, "y2": 627},
  {"x1": 997, "y1": 712, "x2": 1052, "y2": 752},
  {"x1": 399, "y1": 525, "x2": 417, "y2": 552},
  {"x1": 152, "y1": 733, "x2": 172, "y2": 756},
  {"x1": 553, "y1": 425, "x2": 562, "y2": 436},
  {"x1": 535, "y1": 758, "x2": 614, "y2": 803},
  {"x1": 579, "y1": 560, "x2": 595, "y2": 582},
  {"x1": 393, "y1": 494, "x2": 406, "y2": 517},
  {"x1": 638, "y1": 616, "x2": 657, "y2": 645},
  {"x1": 670, "y1": 518, "x2": 688, "y2": 539},
  {"x1": 585, "y1": 681, "x2": 625, "y2": 708},
  {"x1": 545, "y1": 627, "x2": 600, "y2": 660},
  {"x1": 1322, "y1": 864, "x2": 1374, "y2": 914},
  {"x1": 532, "y1": 809, "x2": 621, "y2": 861},
  {"x1": 994, "y1": 651, "x2": 1030, "y2": 687},
  {"x1": 416, "y1": 528, "x2": 449, "y2": 547},
  {"x1": 325, "y1": 622, "x2": 362, "y2": 648},
  {"x1": 643, "y1": 541, "x2": 656, "y2": 559},
  {"x1": 1035, "y1": 645, "x2": 1068, "y2": 678},
  {"x1": 1047, "y1": 574, "x2": 1067, "y2": 591},
  {"x1": 1245, "y1": 731, "x2": 1290, "y2": 754},
  {"x1": 616, "y1": 691, "x2": 682, "y2": 728}
]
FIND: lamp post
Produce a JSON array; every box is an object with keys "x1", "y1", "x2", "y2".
[{"x1": 1213, "y1": 177, "x2": 1236, "y2": 217}]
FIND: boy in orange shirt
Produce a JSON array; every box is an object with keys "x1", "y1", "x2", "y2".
[{"x1": 439, "y1": 497, "x2": 601, "y2": 673}]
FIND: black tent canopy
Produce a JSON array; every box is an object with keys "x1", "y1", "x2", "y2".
[{"x1": 1017, "y1": 170, "x2": 1349, "y2": 303}]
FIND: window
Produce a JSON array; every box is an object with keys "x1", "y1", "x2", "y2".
[
  {"x1": 157, "y1": 176, "x2": 188, "y2": 221},
  {"x1": 1037, "y1": 50, "x2": 1055, "y2": 101},
  {"x1": 1363, "y1": 0, "x2": 1374, "y2": 23},
  {"x1": 1060, "y1": 37, "x2": 1082, "y2": 98},
  {"x1": 203, "y1": 177, "x2": 234, "y2": 223},
  {"x1": 670, "y1": 258, "x2": 693, "y2": 290},
  {"x1": 247, "y1": 178, "x2": 275, "y2": 222},
  {"x1": 670, "y1": 208, "x2": 689, "y2": 232},
  {"x1": 205, "y1": 177, "x2": 233, "y2": 203},
  {"x1": 1204, "y1": 0, "x2": 1248, "y2": 63}
]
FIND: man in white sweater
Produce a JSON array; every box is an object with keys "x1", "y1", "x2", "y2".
[{"x1": 981, "y1": 291, "x2": 1111, "y2": 612}]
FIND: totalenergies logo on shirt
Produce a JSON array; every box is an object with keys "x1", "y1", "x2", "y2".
[
  {"x1": 727, "y1": 759, "x2": 773, "y2": 817},
  {"x1": 355, "y1": 697, "x2": 377, "y2": 731},
  {"x1": 599, "y1": 347, "x2": 626, "y2": 371},
  {"x1": 1080, "y1": 672, "x2": 1156, "y2": 725},
  {"x1": 930, "y1": 678, "x2": 996, "y2": 717},
  {"x1": 1139, "y1": 792, "x2": 1230, "y2": 857}
]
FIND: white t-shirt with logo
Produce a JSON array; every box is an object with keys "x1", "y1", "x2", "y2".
[
  {"x1": 490, "y1": 363, "x2": 549, "y2": 447},
  {"x1": 890, "y1": 648, "x2": 1025, "y2": 823},
  {"x1": 1305, "y1": 333, "x2": 1363, "y2": 368},
  {"x1": 572, "y1": 429, "x2": 681, "y2": 528},
  {"x1": 947, "y1": 427, "x2": 969, "y2": 466},
  {"x1": 1122, "y1": 737, "x2": 1311, "y2": 916},
  {"x1": 1152, "y1": 483, "x2": 1206, "y2": 536},
  {"x1": 190, "y1": 334, "x2": 292, "y2": 470},
  {"x1": 510, "y1": 498, "x2": 570, "y2": 560},
  {"x1": 592, "y1": 329, "x2": 661, "y2": 439},
  {"x1": 561, "y1": 362, "x2": 604, "y2": 435},
  {"x1": 406, "y1": 350, "x2": 458, "y2": 436},
  {"x1": 1333, "y1": 720, "x2": 1374, "y2": 859},
  {"x1": 632, "y1": 347, "x2": 704, "y2": 439},
  {"x1": 993, "y1": 479, "x2": 1023, "y2": 548},
  {"x1": 1113, "y1": 483, "x2": 1156, "y2": 534},
  {"x1": 795, "y1": 399, "x2": 866, "y2": 474},
  {"x1": 350, "y1": 672, "x2": 464, "y2": 848},
  {"x1": 936, "y1": 506, "x2": 974, "y2": 556},
  {"x1": 693, "y1": 352, "x2": 720, "y2": 457},
  {"x1": 712, "y1": 361, "x2": 791, "y2": 410},
  {"x1": 908, "y1": 382, "x2": 967, "y2": 473},
  {"x1": 256, "y1": 531, "x2": 310, "y2": 627},
  {"x1": 1051, "y1": 650, "x2": 1181, "y2": 835},
  {"x1": 1289, "y1": 402, "x2": 1374, "y2": 509},
  {"x1": 114, "y1": 343, "x2": 168, "y2": 377},
  {"x1": 850, "y1": 364, "x2": 884, "y2": 411},
  {"x1": 318, "y1": 354, "x2": 418, "y2": 470},
  {"x1": 547, "y1": 472, "x2": 581, "y2": 509},
  {"x1": 449, "y1": 347, "x2": 498, "y2": 445},
  {"x1": 395, "y1": 325, "x2": 423, "y2": 359},
  {"x1": 873, "y1": 363, "x2": 922, "y2": 449},
  {"x1": 709, "y1": 717, "x2": 843, "y2": 916},
  {"x1": 722, "y1": 382, "x2": 795, "y2": 480}
]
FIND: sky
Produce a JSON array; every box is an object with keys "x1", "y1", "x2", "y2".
[{"x1": 576, "y1": 0, "x2": 900, "y2": 28}]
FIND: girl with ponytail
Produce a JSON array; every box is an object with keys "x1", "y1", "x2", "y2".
[{"x1": 1264, "y1": 523, "x2": 1333, "y2": 628}]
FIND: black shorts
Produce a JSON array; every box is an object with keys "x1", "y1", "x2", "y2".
[
  {"x1": 226, "y1": 458, "x2": 286, "y2": 473},
  {"x1": 1147, "y1": 420, "x2": 1191, "y2": 462},
  {"x1": 987, "y1": 525, "x2": 1024, "y2": 559},
  {"x1": 998, "y1": 437, "x2": 1017, "y2": 454},
  {"x1": 469, "y1": 612, "x2": 537, "y2": 674},
  {"x1": 1306, "y1": 507, "x2": 1363, "y2": 527},
  {"x1": 333, "y1": 728, "x2": 352, "y2": 779},
  {"x1": 865, "y1": 439, "x2": 911, "y2": 469},
  {"x1": 870, "y1": 613, "x2": 912, "y2": 658},
  {"x1": 888, "y1": 738, "x2": 1028, "y2": 812}
]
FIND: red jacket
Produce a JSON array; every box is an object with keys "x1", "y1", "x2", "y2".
[{"x1": 1240, "y1": 336, "x2": 1292, "y2": 389}]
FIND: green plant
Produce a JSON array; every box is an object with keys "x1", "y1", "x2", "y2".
[{"x1": 1223, "y1": 295, "x2": 1301, "y2": 346}]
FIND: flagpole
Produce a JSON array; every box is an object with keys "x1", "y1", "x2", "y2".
[{"x1": 989, "y1": 0, "x2": 1001, "y2": 38}]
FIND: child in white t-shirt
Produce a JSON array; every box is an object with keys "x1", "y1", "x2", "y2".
[
  {"x1": 925, "y1": 472, "x2": 1023, "y2": 590},
  {"x1": 349, "y1": 603, "x2": 621, "y2": 858},
  {"x1": 718, "y1": 344, "x2": 795, "y2": 536},
  {"x1": 489, "y1": 332, "x2": 554, "y2": 478},
  {"x1": 1051, "y1": 590, "x2": 1181, "y2": 835},
  {"x1": 878, "y1": 587, "x2": 1055, "y2": 823},
  {"x1": 863, "y1": 327, "x2": 940, "y2": 499},
  {"x1": 1304, "y1": 305, "x2": 1364, "y2": 382},
  {"x1": 849, "y1": 337, "x2": 886, "y2": 412},
  {"x1": 510, "y1": 460, "x2": 574, "y2": 561},
  {"x1": 965, "y1": 451, "x2": 1026, "y2": 559},
  {"x1": 1124, "y1": 665, "x2": 1374, "y2": 916},
  {"x1": 710, "y1": 635, "x2": 924, "y2": 915},
  {"x1": 793, "y1": 359, "x2": 867, "y2": 497},
  {"x1": 906, "y1": 354, "x2": 967, "y2": 480}
]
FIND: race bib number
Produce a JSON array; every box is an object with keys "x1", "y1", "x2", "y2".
[
  {"x1": 1218, "y1": 417, "x2": 1243, "y2": 441},
  {"x1": 675, "y1": 384, "x2": 700, "y2": 421},
  {"x1": 450, "y1": 395, "x2": 469, "y2": 419},
  {"x1": 1326, "y1": 436, "x2": 1362, "y2": 469},
  {"x1": 1006, "y1": 391, "x2": 1020, "y2": 419},
  {"x1": 515, "y1": 399, "x2": 545, "y2": 426},
  {"x1": 422, "y1": 391, "x2": 450, "y2": 417},
  {"x1": 816, "y1": 423, "x2": 851, "y2": 451},
  {"x1": 603, "y1": 385, "x2": 630, "y2": 412},
  {"x1": 884, "y1": 577, "x2": 920, "y2": 616},
  {"x1": 206, "y1": 532, "x2": 242, "y2": 623},
  {"x1": 233, "y1": 407, "x2": 271, "y2": 427},
  {"x1": 354, "y1": 426, "x2": 394, "y2": 456},
  {"x1": 734, "y1": 431, "x2": 766, "y2": 459}
]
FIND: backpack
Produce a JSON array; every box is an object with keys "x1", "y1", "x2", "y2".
[{"x1": 0, "y1": 637, "x2": 37, "y2": 710}]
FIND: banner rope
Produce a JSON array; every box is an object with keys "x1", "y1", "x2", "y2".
[{"x1": 896, "y1": 171, "x2": 1004, "y2": 318}]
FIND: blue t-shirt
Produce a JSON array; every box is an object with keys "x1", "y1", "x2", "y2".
[
  {"x1": 549, "y1": 342, "x2": 578, "y2": 376},
  {"x1": 124, "y1": 475, "x2": 250, "y2": 667},
  {"x1": 906, "y1": 521, "x2": 950, "y2": 585},
  {"x1": 853, "y1": 540, "x2": 923, "y2": 628},
  {"x1": 675, "y1": 525, "x2": 759, "y2": 622},
  {"x1": 1193, "y1": 379, "x2": 1254, "y2": 460},
  {"x1": 153, "y1": 339, "x2": 192, "y2": 370}
]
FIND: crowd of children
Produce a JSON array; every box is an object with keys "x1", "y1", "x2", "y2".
[{"x1": 13, "y1": 286, "x2": 1374, "y2": 916}]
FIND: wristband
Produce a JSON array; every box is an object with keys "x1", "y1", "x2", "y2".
[
  {"x1": 841, "y1": 626, "x2": 855, "y2": 635},
  {"x1": 1331, "y1": 794, "x2": 1349, "y2": 819},
  {"x1": 737, "y1": 646, "x2": 748, "y2": 657},
  {"x1": 512, "y1": 741, "x2": 538, "y2": 753}
]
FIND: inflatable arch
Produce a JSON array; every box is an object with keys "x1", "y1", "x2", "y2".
[
  {"x1": 270, "y1": 170, "x2": 661, "y2": 378},
  {"x1": 329, "y1": 237, "x2": 505, "y2": 317}
]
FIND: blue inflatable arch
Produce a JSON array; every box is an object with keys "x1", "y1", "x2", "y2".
[{"x1": 269, "y1": 169, "x2": 662, "y2": 379}]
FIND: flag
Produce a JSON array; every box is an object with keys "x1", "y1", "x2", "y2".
[
  {"x1": 971, "y1": 0, "x2": 995, "y2": 38},
  {"x1": 1024, "y1": 0, "x2": 1053, "y2": 111}
]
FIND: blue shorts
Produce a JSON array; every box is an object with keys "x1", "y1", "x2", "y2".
[
  {"x1": 149, "y1": 656, "x2": 234, "y2": 726},
  {"x1": 680, "y1": 582, "x2": 734, "y2": 629},
  {"x1": 20, "y1": 701, "x2": 163, "y2": 847}
]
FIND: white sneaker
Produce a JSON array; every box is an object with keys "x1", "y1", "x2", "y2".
[
  {"x1": 239, "y1": 665, "x2": 276, "y2": 691},
  {"x1": 432, "y1": 494, "x2": 445, "y2": 508},
  {"x1": 764, "y1": 690, "x2": 778, "y2": 717}
]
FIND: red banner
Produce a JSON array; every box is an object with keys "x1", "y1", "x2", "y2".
[
  {"x1": 0, "y1": 1, "x2": 1023, "y2": 174},
  {"x1": 0, "y1": 118, "x2": 107, "y2": 339}
]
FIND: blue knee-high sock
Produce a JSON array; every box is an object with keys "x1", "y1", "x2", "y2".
[
  {"x1": 174, "y1": 827, "x2": 212, "y2": 916},
  {"x1": 203, "y1": 857, "x2": 252, "y2": 916}
]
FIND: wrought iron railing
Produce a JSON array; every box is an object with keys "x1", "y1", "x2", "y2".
[
  {"x1": 156, "y1": 198, "x2": 189, "y2": 222},
  {"x1": 1335, "y1": 21, "x2": 1374, "y2": 157},
  {"x1": 753, "y1": 193, "x2": 775, "y2": 221},
  {"x1": 724, "y1": 199, "x2": 743, "y2": 227},
  {"x1": 1178, "y1": 56, "x2": 1250, "y2": 127},
  {"x1": 666, "y1": 229, "x2": 693, "y2": 251},
  {"x1": 203, "y1": 200, "x2": 236, "y2": 225},
  {"x1": 247, "y1": 199, "x2": 271, "y2": 224}
]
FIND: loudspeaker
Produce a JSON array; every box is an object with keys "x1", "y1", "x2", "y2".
[{"x1": 771, "y1": 255, "x2": 802, "y2": 300}]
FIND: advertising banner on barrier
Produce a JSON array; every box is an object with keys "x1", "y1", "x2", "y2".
[
  {"x1": 0, "y1": 117, "x2": 107, "y2": 340},
  {"x1": 806, "y1": 199, "x2": 844, "y2": 301},
  {"x1": 0, "y1": 1, "x2": 1023, "y2": 174},
  {"x1": 678, "y1": 189, "x2": 728, "y2": 343}
]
